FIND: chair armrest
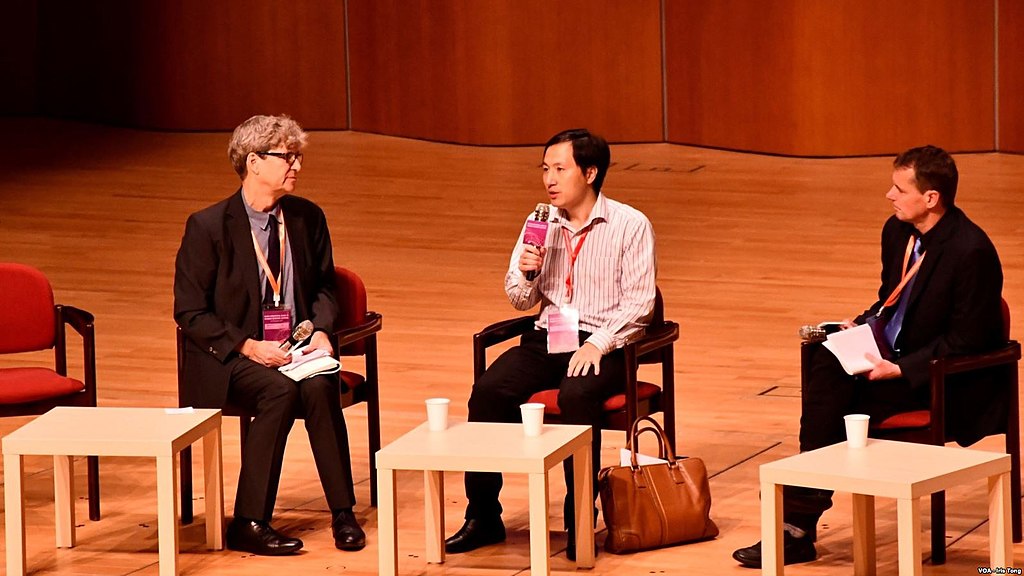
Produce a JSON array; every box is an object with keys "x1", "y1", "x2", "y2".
[
  {"x1": 473, "y1": 315, "x2": 537, "y2": 381},
  {"x1": 474, "y1": 315, "x2": 537, "y2": 349},
  {"x1": 56, "y1": 304, "x2": 97, "y2": 402},
  {"x1": 633, "y1": 321, "x2": 679, "y2": 359},
  {"x1": 335, "y1": 311, "x2": 382, "y2": 348},
  {"x1": 931, "y1": 341, "x2": 1021, "y2": 376},
  {"x1": 60, "y1": 305, "x2": 95, "y2": 336}
]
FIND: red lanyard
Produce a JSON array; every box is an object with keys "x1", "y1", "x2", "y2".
[
  {"x1": 561, "y1": 227, "x2": 589, "y2": 302},
  {"x1": 879, "y1": 236, "x2": 925, "y2": 313}
]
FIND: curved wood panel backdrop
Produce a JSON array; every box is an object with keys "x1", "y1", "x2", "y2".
[
  {"x1": 346, "y1": 0, "x2": 663, "y2": 145},
  {"x1": 36, "y1": 0, "x2": 347, "y2": 130},
  {"x1": 664, "y1": 0, "x2": 995, "y2": 156},
  {"x1": 1000, "y1": 0, "x2": 1024, "y2": 153},
  {"x1": 9, "y1": 0, "x2": 1021, "y2": 154}
]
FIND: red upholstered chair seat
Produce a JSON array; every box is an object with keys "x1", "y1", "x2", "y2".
[
  {"x1": 529, "y1": 381, "x2": 664, "y2": 416},
  {"x1": 0, "y1": 368, "x2": 86, "y2": 404},
  {"x1": 339, "y1": 370, "x2": 365, "y2": 393},
  {"x1": 874, "y1": 410, "x2": 930, "y2": 431}
]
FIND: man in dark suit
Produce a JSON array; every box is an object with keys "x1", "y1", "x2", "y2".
[
  {"x1": 733, "y1": 145, "x2": 1005, "y2": 568},
  {"x1": 174, "y1": 114, "x2": 365, "y2": 555}
]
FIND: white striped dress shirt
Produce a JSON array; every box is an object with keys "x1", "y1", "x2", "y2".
[{"x1": 505, "y1": 193, "x2": 657, "y2": 355}]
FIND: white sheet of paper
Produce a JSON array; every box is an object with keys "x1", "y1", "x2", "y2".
[
  {"x1": 619, "y1": 448, "x2": 668, "y2": 467},
  {"x1": 821, "y1": 323, "x2": 882, "y2": 375}
]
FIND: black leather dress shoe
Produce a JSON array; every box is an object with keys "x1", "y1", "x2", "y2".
[
  {"x1": 444, "y1": 517, "x2": 506, "y2": 553},
  {"x1": 332, "y1": 509, "x2": 367, "y2": 551},
  {"x1": 226, "y1": 518, "x2": 303, "y2": 556},
  {"x1": 732, "y1": 532, "x2": 816, "y2": 568}
]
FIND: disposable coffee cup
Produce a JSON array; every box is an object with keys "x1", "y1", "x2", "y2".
[
  {"x1": 425, "y1": 398, "x2": 450, "y2": 432},
  {"x1": 844, "y1": 414, "x2": 870, "y2": 448},
  {"x1": 520, "y1": 402, "x2": 545, "y2": 437}
]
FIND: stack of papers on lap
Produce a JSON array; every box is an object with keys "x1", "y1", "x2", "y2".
[
  {"x1": 821, "y1": 323, "x2": 881, "y2": 375},
  {"x1": 278, "y1": 346, "x2": 342, "y2": 381}
]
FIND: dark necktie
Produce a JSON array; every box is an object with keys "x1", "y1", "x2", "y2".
[
  {"x1": 884, "y1": 237, "x2": 922, "y2": 349},
  {"x1": 265, "y1": 214, "x2": 280, "y2": 305}
]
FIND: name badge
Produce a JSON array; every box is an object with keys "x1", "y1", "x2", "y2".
[
  {"x1": 547, "y1": 306, "x2": 580, "y2": 354},
  {"x1": 262, "y1": 305, "x2": 292, "y2": 343}
]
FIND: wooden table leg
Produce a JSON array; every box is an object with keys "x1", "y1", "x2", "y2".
[
  {"x1": 5, "y1": 453, "x2": 27, "y2": 576},
  {"x1": 157, "y1": 455, "x2": 180, "y2": 576},
  {"x1": 424, "y1": 470, "x2": 444, "y2": 564},
  {"x1": 896, "y1": 497, "x2": 923, "y2": 576},
  {"x1": 203, "y1": 427, "x2": 224, "y2": 550},
  {"x1": 378, "y1": 468, "x2": 398, "y2": 576},
  {"x1": 528, "y1": 471, "x2": 551, "y2": 576},
  {"x1": 989, "y1": 471, "x2": 1013, "y2": 568},
  {"x1": 53, "y1": 455, "x2": 76, "y2": 548},
  {"x1": 851, "y1": 493, "x2": 876, "y2": 576},
  {"x1": 760, "y1": 481, "x2": 784, "y2": 576},
  {"x1": 572, "y1": 441, "x2": 594, "y2": 568}
]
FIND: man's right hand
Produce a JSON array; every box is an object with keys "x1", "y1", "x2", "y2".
[
  {"x1": 519, "y1": 245, "x2": 546, "y2": 277},
  {"x1": 239, "y1": 338, "x2": 291, "y2": 367}
]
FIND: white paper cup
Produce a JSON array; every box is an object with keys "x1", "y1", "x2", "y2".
[
  {"x1": 425, "y1": 398, "x2": 450, "y2": 432},
  {"x1": 520, "y1": 402, "x2": 546, "y2": 437},
  {"x1": 844, "y1": 414, "x2": 870, "y2": 448}
]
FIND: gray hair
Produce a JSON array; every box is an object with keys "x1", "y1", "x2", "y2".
[{"x1": 228, "y1": 115, "x2": 308, "y2": 178}]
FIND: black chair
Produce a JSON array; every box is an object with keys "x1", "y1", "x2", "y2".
[
  {"x1": 473, "y1": 287, "x2": 678, "y2": 451},
  {"x1": 800, "y1": 298, "x2": 1021, "y2": 564},
  {"x1": 177, "y1": 266, "x2": 382, "y2": 524}
]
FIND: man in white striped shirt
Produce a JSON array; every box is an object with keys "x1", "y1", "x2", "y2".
[{"x1": 445, "y1": 129, "x2": 657, "y2": 558}]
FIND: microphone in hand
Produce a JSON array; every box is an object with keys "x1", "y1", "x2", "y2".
[
  {"x1": 280, "y1": 319, "x2": 314, "y2": 351},
  {"x1": 523, "y1": 203, "x2": 550, "y2": 281}
]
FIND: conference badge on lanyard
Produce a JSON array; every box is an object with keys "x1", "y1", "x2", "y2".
[
  {"x1": 262, "y1": 306, "x2": 293, "y2": 343},
  {"x1": 548, "y1": 306, "x2": 580, "y2": 354}
]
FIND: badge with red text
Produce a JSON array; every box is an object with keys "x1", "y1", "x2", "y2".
[
  {"x1": 547, "y1": 306, "x2": 580, "y2": 354},
  {"x1": 262, "y1": 306, "x2": 293, "y2": 343}
]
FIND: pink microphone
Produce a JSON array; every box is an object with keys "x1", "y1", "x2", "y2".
[{"x1": 523, "y1": 203, "x2": 550, "y2": 281}]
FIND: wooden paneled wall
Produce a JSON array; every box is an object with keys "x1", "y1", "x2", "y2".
[
  {"x1": 1000, "y1": 0, "x2": 1024, "y2": 153},
  {"x1": 9, "y1": 0, "x2": 1022, "y2": 154},
  {"x1": 36, "y1": 0, "x2": 347, "y2": 130},
  {"x1": 665, "y1": 0, "x2": 995, "y2": 156},
  {"x1": 2, "y1": 2, "x2": 38, "y2": 115},
  {"x1": 346, "y1": 0, "x2": 663, "y2": 145}
]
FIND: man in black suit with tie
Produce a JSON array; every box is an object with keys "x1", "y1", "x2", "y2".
[
  {"x1": 174, "y1": 114, "x2": 365, "y2": 555},
  {"x1": 733, "y1": 145, "x2": 1006, "y2": 567}
]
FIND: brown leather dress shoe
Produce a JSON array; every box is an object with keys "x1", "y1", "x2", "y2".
[
  {"x1": 332, "y1": 509, "x2": 367, "y2": 551},
  {"x1": 444, "y1": 517, "x2": 506, "y2": 553},
  {"x1": 226, "y1": 518, "x2": 303, "y2": 556}
]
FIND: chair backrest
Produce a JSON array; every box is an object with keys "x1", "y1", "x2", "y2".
[
  {"x1": 0, "y1": 262, "x2": 56, "y2": 353},
  {"x1": 1002, "y1": 298, "x2": 1011, "y2": 342},
  {"x1": 333, "y1": 266, "x2": 369, "y2": 356}
]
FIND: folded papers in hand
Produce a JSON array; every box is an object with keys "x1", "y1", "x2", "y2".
[
  {"x1": 278, "y1": 345, "x2": 342, "y2": 381},
  {"x1": 821, "y1": 323, "x2": 882, "y2": 375}
]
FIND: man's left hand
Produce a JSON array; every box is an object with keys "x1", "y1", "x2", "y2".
[
  {"x1": 302, "y1": 330, "x2": 335, "y2": 357},
  {"x1": 567, "y1": 343, "x2": 603, "y2": 377},
  {"x1": 864, "y1": 353, "x2": 902, "y2": 380}
]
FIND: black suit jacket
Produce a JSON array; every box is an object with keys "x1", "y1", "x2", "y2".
[
  {"x1": 855, "y1": 207, "x2": 1005, "y2": 444},
  {"x1": 173, "y1": 190, "x2": 338, "y2": 408}
]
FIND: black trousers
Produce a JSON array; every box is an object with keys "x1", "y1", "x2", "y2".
[
  {"x1": 784, "y1": 342, "x2": 928, "y2": 534},
  {"x1": 228, "y1": 360, "x2": 356, "y2": 521},
  {"x1": 464, "y1": 329, "x2": 625, "y2": 523}
]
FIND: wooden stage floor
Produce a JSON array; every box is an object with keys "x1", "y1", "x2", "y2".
[{"x1": 0, "y1": 117, "x2": 1022, "y2": 574}]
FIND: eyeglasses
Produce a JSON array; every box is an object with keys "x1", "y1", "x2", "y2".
[{"x1": 256, "y1": 151, "x2": 304, "y2": 166}]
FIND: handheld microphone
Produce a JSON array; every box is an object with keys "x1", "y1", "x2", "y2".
[
  {"x1": 280, "y1": 319, "x2": 314, "y2": 351},
  {"x1": 523, "y1": 203, "x2": 550, "y2": 281}
]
